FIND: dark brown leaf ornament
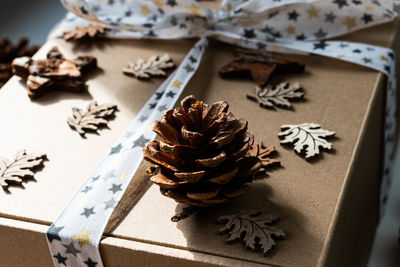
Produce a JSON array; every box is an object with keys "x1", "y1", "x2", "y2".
[{"x1": 143, "y1": 95, "x2": 279, "y2": 207}]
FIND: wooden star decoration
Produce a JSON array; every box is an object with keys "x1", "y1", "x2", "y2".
[
  {"x1": 219, "y1": 48, "x2": 305, "y2": 87},
  {"x1": 11, "y1": 47, "x2": 97, "y2": 99}
]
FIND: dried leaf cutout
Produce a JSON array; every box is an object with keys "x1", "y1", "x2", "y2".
[
  {"x1": 248, "y1": 135, "x2": 280, "y2": 173},
  {"x1": 122, "y1": 54, "x2": 175, "y2": 79},
  {"x1": 63, "y1": 24, "x2": 109, "y2": 41},
  {"x1": 0, "y1": 150, "x2": 47, "y2": 191},
  {"x1": 67, "y1": 101, "x2": 118, "y2": 136},
  {"x1": 278, "y1": 123, "x2": 335, "y2": 159},
  {"x1": 247, "y1": 82, "x2": 304, "y2": 109},
  {"x1": 218, "y1": 210, "x2": 285, "y2": 255}
]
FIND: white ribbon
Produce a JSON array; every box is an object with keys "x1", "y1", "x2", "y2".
[{"x1": 47, "y1": 1, "x2": 399, "y2": 266}]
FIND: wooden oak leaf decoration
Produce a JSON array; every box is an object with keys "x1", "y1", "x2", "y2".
[
  {"x1": 218, "y1": 210, "x2": 285, "y2": 255},
  {"x1": 63, "y1": 24, "x2": 109, "y2": 41},
  {"x1": 278, "y1": 123, "x2": 335, "y2": 159},
  {"x1": 122, "y1": 54, "x2": 175, "y2": 79},
  {"x1": 247, "y1": 82, "x2": 304, "y2": 109},
  {"x1": 0, "y1": 150, "x2": 47, "y2": 191},
  {"x1": 67, "y1": 101, "x2": 117, "y2": 136},
  {"x1": 248, "y1": 135, "x2": 280, "y2": 173}
]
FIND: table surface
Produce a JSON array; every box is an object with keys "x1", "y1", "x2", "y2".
[{"x1": 0, "y1": 0, "x2": 399, "y2": 266}]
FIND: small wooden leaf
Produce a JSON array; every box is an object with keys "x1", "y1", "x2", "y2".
[
  {"x1": 248, "y1": 135, "x2": 280, "y2": 172},
  {"x1": 0, "y1": 150, "x2": 47, "y2": 191},
  {"x1": 122, "y1": 54, "x2": 175, "y2": 79},
  {"x1": 63, "y1": 24, "x2": 109, "y2": 41},
  {"x1": 247, "y1": 82, "x2": 304, "y2": 109},
  {"x1": 278, "y1": 123, "x2": 335, "y2": 159},
  {"x1": 67, "y1": 101, "x2": 117, "y2": 136},
  {"x1": 218, "y1": 210, "x2": 285, "y2": 255}
]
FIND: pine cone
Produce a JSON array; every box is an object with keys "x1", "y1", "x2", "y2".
[
  {"x1": 0, "y1": 37, "x2": 38, "y2": 87},
  {"x1": 143, "y1": 95, "x2": 263, "y2": 207}
]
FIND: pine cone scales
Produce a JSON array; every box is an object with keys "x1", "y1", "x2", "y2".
[{"x1": 144, "y1": 95, "x2": 263, "y2": 207}]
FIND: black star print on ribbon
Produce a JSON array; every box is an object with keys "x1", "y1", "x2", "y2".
[
  {"x1": 79, "y1": 6, "x2": 89, "y2": 15},
  {"x1": 166, "y1": 91, "x2": 176, "y2": 98},
  {"x1": 243, "y1": 29, "x2": 256, "y2": 39},
  {"x1": 109, "y1": 144, "x2": 122, "y2": 155},
  {"x1": 132, "y1": 135, "x2": 150, "y2": 148},
  {"x1": 362, "y1": 13, "x2": 373, "y2": 24},
  {"x1": 155, "y1": 91, "x2": 164, "y2": 100},
  {"x1": 184, "y1": 64, "x2": 195, "y2": 73},
  {"x1": 91, "y1": 175, "x2": 100, "y2": 182},
  {"x1": 288, "y1": 10, "x2": 300, "y2": 21},
  {"x1": 333, "y1": 0, "x2": 349, "y2": 9},
  {"x1": 188, "y1": 56, "x2": 197, "y2": 63},
  {"x1": 104, "y1": 198, "x2": 116, "y2": 210},
  {"x1": 108, "y1": 183, "x2": 122, "y2": 194},
  {"x1": 325, "y1": 12, "x2": 337, "y2": 23},
  {"x1": 84, "y1": 257, "x2": 98, "y2": 267},
  {"x1": 63, "y1": 242, "x2": 81, "y2": 257},
  {"x1": 313, "y1": 41, "x2": 329, "y2": 50},
  {"x1": 53, "y1": 252, "x2": 67, "y2": 266},
  {"x1": 81, "y1": 186, "x2": 93, "y2": 193},
  {"x1": 158, "y1": 104, "x2": 168, "y2": 112},
  {"x1": 166, "y1": 0, "x2": 177, "y2": 7},
  {"x1": 81, "y1": 207, "x2": 96, "y2": 218},
  {"x1": 139, "y1": 116, "x2": 148, "y2": 122},
  {"x1": 47, "y1": 225, "x2": 64, "y2": 243}
]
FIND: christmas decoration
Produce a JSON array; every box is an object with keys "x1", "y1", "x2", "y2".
[
  {"x1": 219, "y1": 48, "x2": 305, "y2": 86},
  {"x1": 12, "y1": 47, "x2": 97, "y2": 99},
  {"x1": 67, "y1": 101, "x2": 118, "y2": 136},
  {"x1": 247, "y1": 82, "x2": 304, "y2": 109},
  {"x1": 0, "y1": 150, "x2": 47, "y2": 191},
  {"x1": 278, "y1": 123, "x2": 335, "y2": 159},
  {"x1": 218, "y1": 210, "x2": 285, "y2": 255},
  {"x1": 63, "y1": 24, "x2": 109, "y2": 41},
  {"x1": 144, "y1": 95, "x2": 277, "y2": 207},
  {"x1": 122, "y1": 54, "x2": 175, "y2": 79}
]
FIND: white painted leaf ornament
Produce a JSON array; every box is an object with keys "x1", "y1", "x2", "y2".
[{"x1": 278, "y1": 123, "x2": 335, "y2": 159}]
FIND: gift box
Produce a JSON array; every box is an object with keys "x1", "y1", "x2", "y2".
[{"x1": 0, "y1": 7, "x2": 399, "y2": 266}]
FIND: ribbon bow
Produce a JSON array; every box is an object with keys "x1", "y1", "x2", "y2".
[{"x1": 47, "y1": 1, "x2": 398, "y2": 266}]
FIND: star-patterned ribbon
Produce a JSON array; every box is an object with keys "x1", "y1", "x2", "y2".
[{"x1": 48, "y1": 0, "x2": 399, "y2": 266}]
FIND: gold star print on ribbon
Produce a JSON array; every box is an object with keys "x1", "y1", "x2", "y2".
[
  {"x1": 153, "y1": 0, "x2": 163, "y2": 8},
  {"x1": 141, "y1": 5, "x2": 151, "y2": 16},
  {"x1": 343, "y1": 16, "x2": 357, "y2": 30},
  {"x1": 119, "y1": 172, "x2": 129, "y2": 180},
  {"x1": 170, "y1": 79, "x2": 183, "y2": 88},
  {"x1": 381, "y1": 55, "x2": 389, "y2": 61},
  {"x1": 307, "y1": 6, "x2": 319, "y2": 18},
  {"x1": 285, "y1": 25, "x2": 296, "y2": 35},
  {"x1": 72, "y1": 229, "x2": 93, "y2": 247},
  {"x1": 189, "y1": 4, "x2": 202, "y2": 16}
]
